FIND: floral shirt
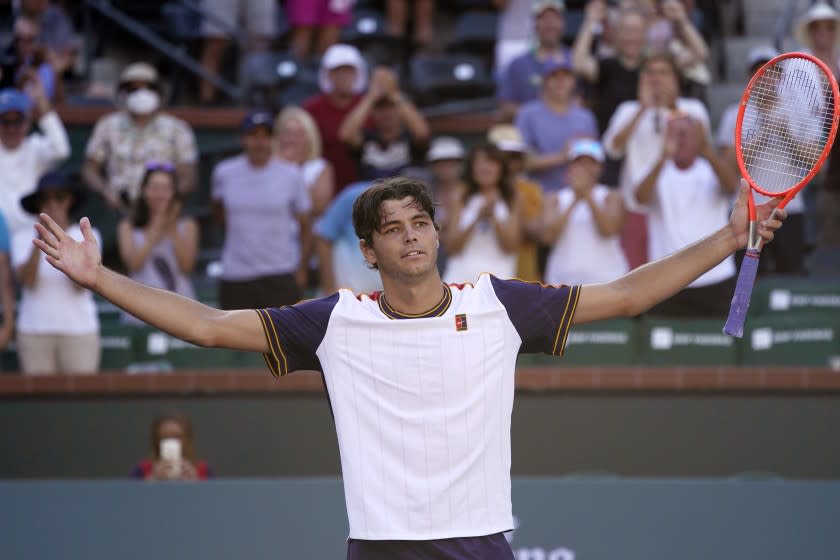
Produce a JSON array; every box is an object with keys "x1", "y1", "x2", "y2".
[{"x1": 85, "y1": 111, "x2": 198, "y2": 201}]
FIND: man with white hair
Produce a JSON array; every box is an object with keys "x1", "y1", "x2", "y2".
[{"x1": 303, "y1": 44, "x2": 370, "y2": 194}]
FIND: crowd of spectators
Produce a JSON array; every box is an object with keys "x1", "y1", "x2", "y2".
[{"x1": 0, "y1": 0, "x2": 837, "y2": 374}]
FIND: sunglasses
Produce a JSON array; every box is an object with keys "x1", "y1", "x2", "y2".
[
  {"x1": 146, "y1": 161, "x2": 175, "y2": 172},
  {"x1": 121, "y1": 82, "x2": 159, "y2": 94}
]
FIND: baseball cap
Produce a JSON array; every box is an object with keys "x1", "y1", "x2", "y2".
[
  {"x1": 240, "y1": 109, "x2": 274, "y2": 133},
  {"x1": 568, "y1": 139, "x2": 605, "y2": 163},
  {"x1": 318, "y1": 44, "x2": 368, "y2": 94},
  {"x1": 746, "y1": 45, "x2": 779, "y2": 71},
  {"x1": 487, "y1": 124, "x2": 527, "y2": 153},
  {"x1": 533, "y1": 0, "x2": 565, "y2": 15},
  {"x1": 321, "y1": 44, "x2": 365, "y2": 71},
  {"x1": 541, "y1": 52, "x2": 574, "y2": 77},
  {"x1": 0, "y1": 88, "x2": 31, "y2": 114},
  {"x1": 427, "y1": 137, "x2": 465, "y2": 162},
  {"x1": 119, "y1": 62, "x2": 159, "y2": 84}
]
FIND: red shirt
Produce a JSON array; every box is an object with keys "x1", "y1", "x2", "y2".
[{"x1": 303, "y1": 93, "x2": 364, "y2": 194}]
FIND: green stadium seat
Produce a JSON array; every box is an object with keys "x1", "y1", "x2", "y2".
[
  {"x1": 741, "y1": 314, "x2": 840, "y2": 367},
  {"x1": 99, "y1": 324, "x2": 135, "y2": 370},
  {"x1": 638, "y1": 317, "x2": 738, "y2": 366},
  {"x1": 750, "y1": 277, "x2": 840, "y2": 317},
  {"x1": 563, "y1": 319, "x2": 638, "y2": 366}
]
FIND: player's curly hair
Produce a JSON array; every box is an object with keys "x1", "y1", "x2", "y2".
[{"x1": 352, "y1": 177, "x2": 439, "y2": 255}]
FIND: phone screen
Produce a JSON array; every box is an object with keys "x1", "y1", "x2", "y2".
[{"x1": 159, "y1": 438, "x2": 182, "y2": 462}]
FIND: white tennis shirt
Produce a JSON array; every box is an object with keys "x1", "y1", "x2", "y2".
[{"x1": 257, "y1": 274, "x2": 580, "y2": 540}]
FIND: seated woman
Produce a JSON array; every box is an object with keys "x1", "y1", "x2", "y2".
[
  {"x1": 443, "y1": 143, "x2": 521, "y2": 284},
  {"x1": 12, "y1": 172, "x2": 100, "y2": 374},
  {"x1": 132, "y1": 413, "x2": 212, "y2": 481},
  {"x1": 117, "y1": 162, "x2": 198, "y2": 324}
]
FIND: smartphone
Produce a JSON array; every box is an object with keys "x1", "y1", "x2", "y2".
[{"x1": 159, "y1": 438, "x2": 182, "y2": 462}]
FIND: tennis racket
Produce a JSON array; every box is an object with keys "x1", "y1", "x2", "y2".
[{"x1": 724, "y1": 52, "x2": 840, "y2": 337}]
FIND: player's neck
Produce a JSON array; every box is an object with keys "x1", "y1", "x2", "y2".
[{"x1": 380, "y1": 274, "x2": 446, "y2": 316}]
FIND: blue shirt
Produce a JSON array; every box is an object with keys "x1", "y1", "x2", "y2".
[
  {"x1": 314, "y1": 181, "x2": 371, "y2": 246},
  {"x1": 0, "y1": 212, "x2": 10, "y2": 253},
  {"x1": 515, "y1": 100, "x2": 598, "y2": 192},
  {"x1": 497, "y1": 49, "x2": 570, "y2": 105}
]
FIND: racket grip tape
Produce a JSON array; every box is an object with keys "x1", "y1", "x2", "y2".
[{"x1": 723, "y1": 249, "x2": 761, "y2": 338}]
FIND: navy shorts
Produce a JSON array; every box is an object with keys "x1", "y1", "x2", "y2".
[{"x1": 347, "y1": 532, "x2": 515, "y2": 560}]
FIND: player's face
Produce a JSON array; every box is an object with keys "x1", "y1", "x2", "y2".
[{"x1": 363, "y1": 197, "x2": 439, "y2": 282}]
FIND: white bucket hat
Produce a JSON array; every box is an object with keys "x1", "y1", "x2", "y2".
[
  {"x1": 794, "y1": 2, "x2": 840, "y2": 49},
  {"x1": 318, "y1": 44, "x2": 368, "y2": 94}
]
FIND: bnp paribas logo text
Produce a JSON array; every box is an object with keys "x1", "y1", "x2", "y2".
[{"x1": 507, "y1": 516, "x2": 576, "y2": 560}]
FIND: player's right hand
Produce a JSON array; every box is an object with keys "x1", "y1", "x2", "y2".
[{"x1": 33, "y1": 215, "x2": 102, "y2": 290}]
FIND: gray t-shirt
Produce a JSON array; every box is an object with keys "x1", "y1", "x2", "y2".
[
  {"x1": 515, "y1": 100, "x2": 599, "y2": 192},
  {"x1": 211, "y1": 155, "x2": 311, "y2": 280}
]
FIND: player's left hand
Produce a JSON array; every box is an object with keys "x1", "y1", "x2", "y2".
[{"x1": 729, "y1": 179, "x2": 786, "y2": 249}]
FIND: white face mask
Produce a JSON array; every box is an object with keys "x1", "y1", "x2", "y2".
[{"x1": 125, "y1": 89, "x2": 160, "y2": 115}]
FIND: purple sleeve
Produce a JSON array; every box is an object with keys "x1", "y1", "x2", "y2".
[
  {"x1": 490, "y1": 276, "x2": 581, "y2": 356},
  {"x1": 256, "y1": 293, "x2": 339, "y2": 376}
]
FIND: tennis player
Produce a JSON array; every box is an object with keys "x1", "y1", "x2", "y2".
[{"x1": 34, "y1": 176, "x2": 784, "y2": 559}]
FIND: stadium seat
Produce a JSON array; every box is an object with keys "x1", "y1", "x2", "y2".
[
  {"x1": 340, "y1": 9, "x2": 404, "y2": 66},
  {"x1": 741, "y1": 314, "x2": 840, "y2": 367},
  {"x1": 448, "y1": 12, "x2": 498, "y2": 58},
  {"x1": 240, "y1": 51, "x2": 311, "y2": 109},
  {"x1": 806, "y1": 247, "x2": 840, "y2": 279},
  {"x1": 409, "y1": 54, "x2": 494, "y2": 107},
  {"x1": 161, "y1": 2, "x2": 202, "y2": 43},
  {"x1": 638, "y1": 317, "x2": 739, "y2": 366},
  {"x1": 100, "y1": 324, "x2": 136, "y2": 370}
]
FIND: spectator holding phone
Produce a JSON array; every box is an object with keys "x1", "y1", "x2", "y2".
[{"x1": 132, "y1": 414, "x2": 212, "y2": 481}]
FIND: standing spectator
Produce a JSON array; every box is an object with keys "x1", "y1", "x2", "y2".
[
  {"x1": 498, "y1": 0, "x2": 569, "y2": 122},
  {"x1": 515, "y1": 55, "x2": 599, "y2": 193},
  {"x1": 637, "y1": 0, "x2": 710, "y2": 97},
  {"x1": 0, "y1": 16, "x2": 58, "y2": 101},
  {"x1": 443, "y1": 144, "x2": 521, "y2": 284},
  {"x1": 199, "y1": 0, "x2": 276, "y2": 104},
  {"x1": 574, "y1": 3, "x2": 647, "y2": 186},
  {"x1": 16, "y1": 0, "x2": 79, "y2": 81},
  {"x1": 274, "y1": 106, "x2": 335, "y2": 217},
  {"x1": 0, "y1": 84, "x2": 69, "y2": 236},
  {"x1": 286, "y1": 0, "x2": 353, "y2": 60},
  {"x1": 211, "y1": 110, "x2": 312, "y2": 310},
  {"x1": 0, "y1": 211, "x2": 15, "y2": 358},
  {"x1": 634, "y1": 115, "x2": 738, "y2": 315},
  {"x1": 303, "y1": 44, "x2": 368, "y2": 193},
  {"x1": 573, "y1": 3, "x2": 646, "y2": 134},
  {"x1": 602, "y1": 52, "x2": 709, "y2": 268},
  {"x1": 315, "y1": 181, "x2": 383, "y2": 295},
  {"x1": 716, "y1": 45, "x2": 810, "y2": 275},
  {"x1": 83, "y1": 62, "x2": 198, "y2": 213},
  {"x1": 488, "y1": 124, "x2": 544, "y2": 282},
  {"x1": 496, "y1": 0, "x2": 541, "y2": 75},
  {"x1": 13, "y1": 172, "x2": 100, "y2": 374},
  {"x1": 275, "y1": 106, "x2": 335, "y2": 289},
  {"x1": 385, "y1": 0, "x2": 435, "y2": 49},
  {"x1": 83, "y1": 62, "x2": 197, "y2": 269},
  {"x1": 794, "y1": 2, "x2": 840, "y2": 74},
  {"x1": 339, "y1": 67, "x2": 430, "y2": 181},
  {"x1": 132, "y1": 414, "x2": 212, "y2": 481},
  {"x1": 117, "y1": 162, "x2": 198, "y2": 325},
  {"x1": 542, "y1": 139, "x2": 627, "y2": 285},
  {"x1": 793, "y1": 2, "x2": 840, "y2": 257}
]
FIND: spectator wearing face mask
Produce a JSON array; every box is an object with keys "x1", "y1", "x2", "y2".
[{"x1": 82, "y1": 62, "x2": 198, "y2": 215}]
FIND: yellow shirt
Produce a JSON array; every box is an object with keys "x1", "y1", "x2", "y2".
[{"x1": 514, "y1": 178, "x2": 543, "y2": 282}]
